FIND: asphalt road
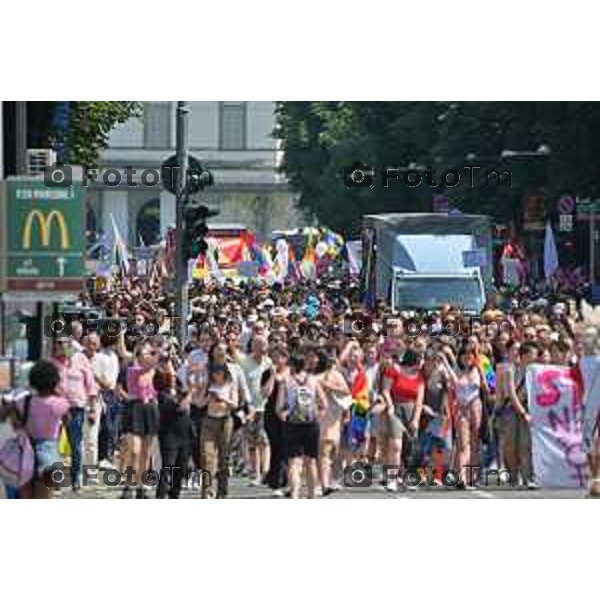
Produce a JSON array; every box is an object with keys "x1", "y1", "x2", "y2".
[{"x1": 55, "y1": 474, "x2": 588, "y2": 499}]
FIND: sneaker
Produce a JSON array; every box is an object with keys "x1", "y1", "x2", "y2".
[
  {"x1": 272, "y1": 489, "x2": 285, "y2": 498},
  {"x1": 526, "y1": 479, "x2": 540, "y2": 490},
  {"x1": 248, "y1": 478, "x2": 262, "y2": 487},
  {"x1": 99, "y1": 459, "x2": 116, "y2": 471},
  {"x1": 385, "y1": 480, "x2": 398, "y2": 493},
  {"x1": 315, "y1": 486, "x2": 323, "y2": 498}
]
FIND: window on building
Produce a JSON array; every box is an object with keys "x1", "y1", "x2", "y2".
[
  {"x1": 219, "y1": 102, "x2": 246, "y2": 150},
  {"x1": 144, "y1": 102, "x2": 171, "y2": 148}
]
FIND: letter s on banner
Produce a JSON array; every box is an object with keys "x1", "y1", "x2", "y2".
[{"x1": 534, "y1": 368, "x2": 563, "y2": 407}]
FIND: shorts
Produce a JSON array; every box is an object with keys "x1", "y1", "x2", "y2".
[
  {"x1": 122, "y1": 400, "x2": 160, "y2": 437},
  {"x1": 245, "y1": 412, "x2": 269, "y2": 446},
  {"x1": 284, "y1": 421, "x2": 320, "y2": 460},
  {"x1": 385, "y1": 403, "x2": 415, "y2": 441},
  {"x1": 33, "y1": 439, "x2": 60, "y2": 478},
  {"x1": 366, "y1": 413, "x2": 380, "y2": 438}
]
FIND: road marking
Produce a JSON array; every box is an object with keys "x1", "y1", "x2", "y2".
[{"x1": 471, "y1": 489, "x2": 496, "y2": 499}]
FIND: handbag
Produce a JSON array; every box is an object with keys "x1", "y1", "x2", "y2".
[
  {"x1": 58, "y1": 423, "x2": 71, "y2": 457},
  {"x1": 0, "y1": 395, "x2": 35, "y2": 488}
]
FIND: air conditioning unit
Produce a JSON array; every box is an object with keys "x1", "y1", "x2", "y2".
[{"x1": 27, "y1": 148, "x2": 57, "y2": 175}]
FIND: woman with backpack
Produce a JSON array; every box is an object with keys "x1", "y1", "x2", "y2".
[
  {"x1": 277, "y1": 353, "x2": 327, "y2": 499},
  {"x1": 0, "y1": 360, "x2": 70, "y2": 499}
]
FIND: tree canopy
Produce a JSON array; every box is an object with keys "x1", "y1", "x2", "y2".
[
  {"x1": 55, "y1": 101, "x2": 142, "y2": 168},
  {"x1": 275, "y1": 102, "x2": 600, "y2": 236}
]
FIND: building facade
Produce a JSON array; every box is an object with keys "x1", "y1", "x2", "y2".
[{"x1": 86, "y1": 101, "x2": 303, "y2": 246}]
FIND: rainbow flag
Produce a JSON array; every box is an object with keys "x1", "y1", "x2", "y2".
[
  {"x1": 251, "y1": 243, "x2": 271, "y2": 278},
  {"x1": 479, "y1": 354, "x2": 496, "y2": 393},
  {"x1": 347, "y1": 366, "x2": 370, "y2": 450},
  {"x1": 351, "y1": 366, "x2": 370, "y2": 414}
]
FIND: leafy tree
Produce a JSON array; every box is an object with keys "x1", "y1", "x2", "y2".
[
  {"x1": 276, "y1": 101, "x2": 600, "y2": 235},
  {"x1": 55, "y1": 101, "x2": 142, "y2": 168}
]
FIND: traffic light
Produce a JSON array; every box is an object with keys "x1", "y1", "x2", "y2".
[
  {"x1": 161, "y1": 154, "x2": 214, "y2": 196},
  {"x1": 187, "y1": 167, "x2": 214, "y2": 195},
  {"x1": 182, "y1": 204, "x2": 220, "y2": 262}
]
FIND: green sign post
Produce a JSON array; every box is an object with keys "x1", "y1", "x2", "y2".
[
  {"x1": 576, "y1": 197, "x2": 600, "y2": 218},
  {"x1": 4, "y1": 178, "x2": 85, "y2": 293}
]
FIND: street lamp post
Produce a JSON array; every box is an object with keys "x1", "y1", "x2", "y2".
[
  {"x1": 174, "y1": 101, "x2": 190, "y2": 347},
  {"x1": 15, "y1": 101, "x2": 27, "y2": 175}
]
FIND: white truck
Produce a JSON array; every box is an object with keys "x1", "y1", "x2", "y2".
[{"x1": 361, "y1": 213, "x2": 492, "y2": 313}]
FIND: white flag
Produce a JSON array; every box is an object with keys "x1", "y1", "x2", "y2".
[
  {"x1": 110, "y1": 213, "x2": 130, "y2": 275},
  {"x1": 544, "y1": 221, "x2": 558, "y2": 280}
]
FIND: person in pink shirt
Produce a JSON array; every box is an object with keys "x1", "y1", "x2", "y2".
[
  {"x1": 120, "y1": 343, "x2": 159, "y2": 499},
  {"x1": 51, "y1": 336, "x2": 98, "y2": 491},
  {"x1": 0, "y1": 360, "x2": 70, "y2": 499}
]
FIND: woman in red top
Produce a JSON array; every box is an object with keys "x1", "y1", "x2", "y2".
[{"x1": 381, "y1": 349, "x2": 424, "y2": 492}]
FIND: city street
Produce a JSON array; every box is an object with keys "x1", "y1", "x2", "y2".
[
  {"x1": 3, "y1": 15, "x2": 599, "y2": 600},
  {"x1": 2, "y1": 100, "x2": 600, "y2": 505},
  {"x1": 56, "y1": 475, "x2": 587, "y2": 500}
]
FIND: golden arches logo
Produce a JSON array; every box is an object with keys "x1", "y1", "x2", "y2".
[{"x1": 22, "y1": 210, "x2": 71, "y2": 250}]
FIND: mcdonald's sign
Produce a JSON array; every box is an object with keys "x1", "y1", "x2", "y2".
[
  {"x1": 22, "y1": 209, "x2": 71, "y2": 250},
  {"x1": 5, "y1": 178, "x2": 85, "y2": 293}
]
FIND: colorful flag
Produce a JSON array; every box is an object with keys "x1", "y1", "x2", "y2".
[
  {"x1": 351, "y1": 366, "x2": 370, "y2": 414},
  {"x1": 479, "y1": 354, "x2": 496, "y2": 393},
  {"x1": 287, "y1": 244, "x2": 300, "y2": 282},
  {"x1": 250, "y1": 243, "x2": 268, "y2": 277},
  {"x1": 349, "y1": 366, "x2": 370, "y2": 449}
]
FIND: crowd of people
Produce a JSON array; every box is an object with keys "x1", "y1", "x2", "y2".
[{"x1": 1, "y1": 263, "x2": 599, "y2": 499}]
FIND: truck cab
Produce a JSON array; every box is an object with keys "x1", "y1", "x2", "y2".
[{"x1": 391, "y1": 270, "x2": 485, "y2": 314}]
